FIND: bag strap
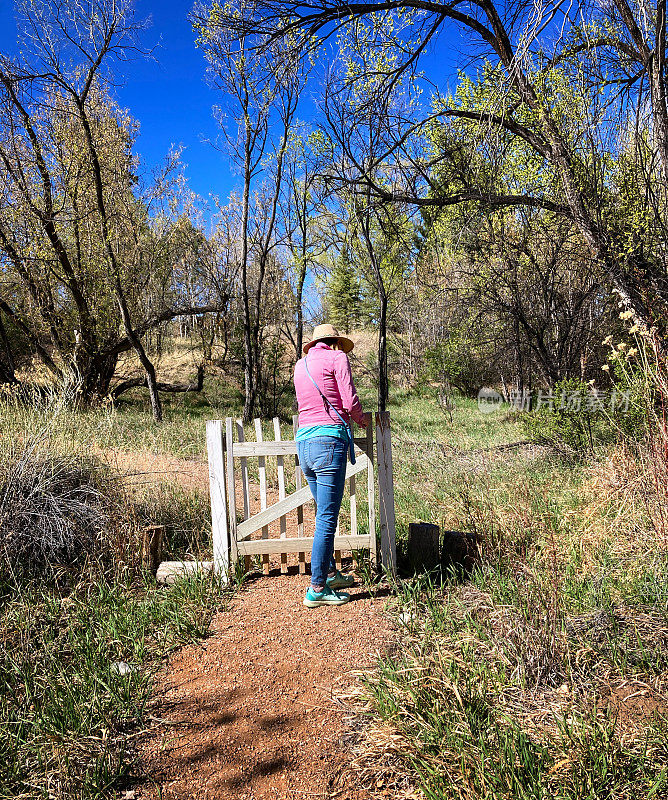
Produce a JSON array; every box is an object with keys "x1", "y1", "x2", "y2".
[{"x1": 303, "y1": 356, "x2": 356, "y2": 465}]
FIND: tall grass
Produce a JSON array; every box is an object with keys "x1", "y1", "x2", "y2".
[
  {"x1": 0, "y1": 570, "x2": 232, "y2": 800},
  {"x1": 339, "y1": 386, "x2": 668, "y2": 799},
  {"x1": 0, "y1": 387, "x2": 234, "y2": 799}
]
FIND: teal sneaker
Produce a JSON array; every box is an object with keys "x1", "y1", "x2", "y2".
[
  {"x1": 326, "y1": 570, "x2": 355, "y2": 590},
  {"x1": 304, "y1": 585, "x2": 350, "y2": 608}
]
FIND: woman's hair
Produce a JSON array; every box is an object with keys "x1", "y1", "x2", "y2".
[{"x1": 319, "y1": 337, "x2": 341, "y2": 350}]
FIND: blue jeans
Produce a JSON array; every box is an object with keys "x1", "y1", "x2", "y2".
[{"x1": 297, "y1": 436, "x2": 348, "y2": 588}]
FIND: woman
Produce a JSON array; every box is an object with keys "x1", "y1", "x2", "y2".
[{"x1": 294, "y1": 324, "x2": 369, "y2": 608}]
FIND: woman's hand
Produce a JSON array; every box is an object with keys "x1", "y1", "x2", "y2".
[{"x1": 358, "y1": 412, "x2": 371, "y2": 429}]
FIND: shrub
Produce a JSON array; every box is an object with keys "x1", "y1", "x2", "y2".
[
  {"x1": 523, "y1": 377, "x2": 613, "y2": 453},
  {"x1": 605, "y1": 342, "x2": 652, "y2": 441},
  {"x1": 422, "y1": 330, "x2": 493, "y2": 396},
  {"x1": 0, "y1": 447, "x2": 122, "y2": 581}
]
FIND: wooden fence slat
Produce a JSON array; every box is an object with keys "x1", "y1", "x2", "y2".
[
  {"x1": 376, "y1": 411, "x2": 397, "y2": 575},
  {"x1": 236, "y1": 420, "x2": 250, "y2": 520},
  {"x1": 349, "y1": 422, "x2": 358, "y2": 538},
  {"x1": 349, "y1": 473, "x2": 357, "y2": 535},
  {"x1": 292, "y1": 415, "x2": 306, "y2": 574},
  {"x1": 349, "y1": 469, "x2": 358, "y2": 570},
  {"x1": 236, "y1": 420, "x2": 251, "y2": 573},
  {"x1": 206, "y1": 420, "x2": 229, "y2": 580},
  {"x1": 273, "y1": 417, "x2": 288, "y2": 574},
  {"x1": 254, "y1": 418, "x2": 270, "y2": 574},
  {"x1": 225, "y1": 418, "x2": 238, "y2": 564},
  {"x1": 236, "y1": 454, "x2": 370, "y2": 539},
  {"x1": 238, "y1": 534, "x2": 371, "y2": 556},
  {"x1": 233, "y1": 441, "x2": 297, "y2": 456},
  {"x1": 367, "y1": 417, "x2": 377, "y2": 567},
  {"x1": 232, "y1": 437, "x2": 367, "y2": 456}
]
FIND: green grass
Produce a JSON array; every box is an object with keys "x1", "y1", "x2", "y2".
[
  {"x1": 2, "y1": 373, "x2": 666, "y2": 798},
  {"x1": 357, "y1": 566, "x2": 668, "y2": 800},
  {"x1": 0, "y1": 570, "x2": 233, "y2": 800},
  {"x1": 341, "y1": 390, "x2": 668, "y2": 799},
  {"x1": 0, "y1": 388, "x2": 238, "y2": 799}
]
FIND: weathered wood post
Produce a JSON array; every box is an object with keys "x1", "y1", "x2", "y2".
[
  {"x1": 366, "y1": 419, "x2": 377, "y2": 567},
  {"x1": 141, "y1": 525, "x2": 164, "y2": 575},
  {"x1": 407, "y1": 522, "x2": 440, "y2": 573},
  {"x1": 376, "y1": 411, "x2": 397, "y2": 576},
  {"x1": 207, "y1": 419, "x2": 230, "y2": 582}
]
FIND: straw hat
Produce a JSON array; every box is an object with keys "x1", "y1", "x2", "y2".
[{"x1": 303, "y1": 323, "x2": 354, "y2": 354}]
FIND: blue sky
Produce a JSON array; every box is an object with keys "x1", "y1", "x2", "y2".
[
  {"x1": 0, "y1": 0, "x2": 465, "y2": 208},
  {"x1": 0, "y1": 0, "x2": 234, "y2": 202}
]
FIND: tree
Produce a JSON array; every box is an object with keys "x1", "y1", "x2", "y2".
[
  {"x1": 193, "y1": 2, "x2": 307, "y2": 420},
  {"x1": 324, "y1": 245, "x2": 361, "y2": 333},
  {"x1": 213, "y1": 0, "x2": 668, "y2": 356},
  {"x1": 316, "y1": 15, "x2": 416, "y2": 410},
  {"x1": 0, "y1": 0, "x2": 227, "y2": 416},
  {"x1": 421, "y1": 204, "x2": 615, "y2": 391},
  {"x1": 282, "y1": 128, "x2": 328, "y2": 357}
]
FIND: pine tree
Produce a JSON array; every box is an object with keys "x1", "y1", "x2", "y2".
[{"x1": 324, "y1": 247, "x2": 362, "y2": 332}]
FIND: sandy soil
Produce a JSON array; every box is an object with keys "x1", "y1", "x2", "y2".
[{"x1": 132, "y1": 572, "x2": 393, "y2": 800}]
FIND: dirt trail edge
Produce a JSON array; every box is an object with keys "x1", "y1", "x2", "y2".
[{"x1": 133, "y1": 573, "x2": 393, "y2": 800}]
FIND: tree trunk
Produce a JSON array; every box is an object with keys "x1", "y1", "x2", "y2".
[
  {"x1": 79, "y1": 352, "x2": 119, "y2": 402},
  {"x1": 241, "y1": 116, "x2": 255, "y2": 424},
  {"x1": 378, "y1": 288, "x2": 388, "y2": 413},
  {"x1": 115, "y1": 281, "x2": 163, "y2": 422},
  {"x1": 0, "y1": 313, "x2": 17, "y2": 384},
  {"x1": 295, "y1": 259, "x2": 307, "y2": 358},
  {"x1": 514, "y1": 314, "x2": 524, "y2": 397}
]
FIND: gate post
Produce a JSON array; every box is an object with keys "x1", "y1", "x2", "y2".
[
  {"x1": 207, "y1": 419, "x2": 230, "y2": 581},
  {"x1": 375, "y1": 411, "x2": 397, "y2": 576}
]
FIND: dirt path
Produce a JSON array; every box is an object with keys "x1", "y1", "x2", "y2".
[{"x1": 133, "y1": 572, "x2": 393, "y2": 800}]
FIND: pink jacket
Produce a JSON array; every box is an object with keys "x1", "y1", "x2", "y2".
[{"x1": 294, "y1": 342, "x2": 366, "y2": 428}]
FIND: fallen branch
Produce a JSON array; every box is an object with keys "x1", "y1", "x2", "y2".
[{"x1": 111, "y1": 365, "x2": 205, "y2": 400}]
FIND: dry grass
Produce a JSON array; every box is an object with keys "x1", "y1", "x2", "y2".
[
  {"x1": 337, "y1": 575, "x2": 668, "y2": 799},
  {"x1": 333, "y1": 409, "x2": 668, "y2": 799}
]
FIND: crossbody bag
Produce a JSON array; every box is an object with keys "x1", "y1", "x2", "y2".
[{"x1": 303, "y1": 356, "x2": 356, "y2": 465}]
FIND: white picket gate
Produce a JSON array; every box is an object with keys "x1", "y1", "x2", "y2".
[{"x1": 206, "y1": 412, "x2": 397, "y2": 581}]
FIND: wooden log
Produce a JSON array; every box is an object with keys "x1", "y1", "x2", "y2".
[
  {"x1": 376, "y1": 412, "x2": 397, "y2": 575},
  {"x1": 141, "y1": 525, "x2": 164, "y2": 575},
  {"x1": 293, "y1": 415, "x2": 306, "y2": 574},
  {"x1": 156, "y1": 560, "x2": 214, "y2": 585},
  {"x1": 441, "y1": 530, "x2": 479, "y2": 573},
  {"x1": 225, "y1": 418, "x2": 238, "y2": 564},
  {"x1": 274, "y1": 417, "x2": 288, "y2": 574},
  {"x1": 254, "y1": 418, "x2": 270, "y2": 575},
  {"x1": 407, "y1": 522, "x2": 440, "y2": 573},
  {"x1": 367, "y1": 416, "x2": 377, "y2": 567},
  {"x1": 206, "y1": 419, "x2": 229, "y2": 580}
]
